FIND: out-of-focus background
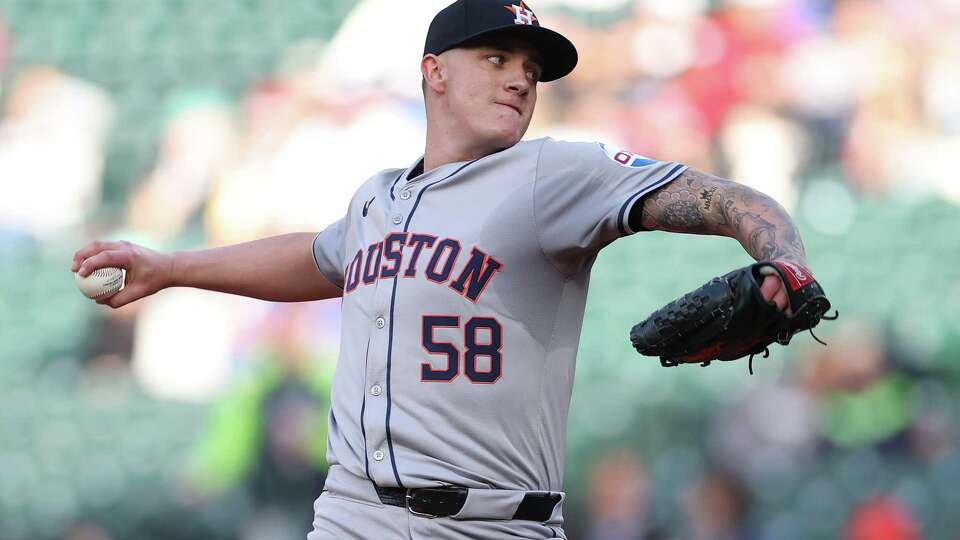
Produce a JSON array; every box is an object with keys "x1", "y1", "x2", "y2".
[{"x1": 1, "y1": 0, "x2": 958, "y2": 538}]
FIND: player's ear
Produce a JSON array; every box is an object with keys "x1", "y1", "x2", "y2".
[{"x1": 422, "y1": 54, "x2": 447, "y2": 94}]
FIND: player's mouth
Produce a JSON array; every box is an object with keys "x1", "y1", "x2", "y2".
[{"x1": 495, "y1": 102, "x2": 523, "y2": 116}]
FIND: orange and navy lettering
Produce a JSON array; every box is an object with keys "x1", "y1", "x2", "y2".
[{"x1": 343, "y1": 232, "x2": 504, "y2": 302}]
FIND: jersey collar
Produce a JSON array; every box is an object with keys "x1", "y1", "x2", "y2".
[{"x1": 402, "y1": 157, "x2": 474, "y2": 186}]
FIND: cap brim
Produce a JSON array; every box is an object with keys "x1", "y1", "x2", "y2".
[{"x1": 456, "y1": 25, "x2": 578, "y2": 82}]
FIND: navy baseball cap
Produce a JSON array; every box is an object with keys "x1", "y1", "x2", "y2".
[{"x1": 424, "y1": 0, "x2": 578, "y2": 82}]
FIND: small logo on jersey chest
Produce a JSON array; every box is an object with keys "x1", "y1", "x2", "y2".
[
  {"x1": 504, "y1": 1, "x2": 537, "y2": 25},
  {"x1": 600, "y1": 143, "x2": 657, "y2": 168},
  {"x1": 362, "y1": 197, "x2": 376, "y2": 217}
]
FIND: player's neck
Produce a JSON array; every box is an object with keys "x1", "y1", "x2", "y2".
[
  {"x1": 422, "y1": 140, "x2": 504, "y2": 174},
  {"x1": 423, "y1": 123, "x2": 504, "y2": 173},
  {"x1": 422, "y1": 149, "x2": 473, "y2": 173}
]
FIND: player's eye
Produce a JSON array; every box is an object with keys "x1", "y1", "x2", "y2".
[
  {"x1": 487, "y1": 55, "x2": 504, "y2": 65},
  {"x1": 526, "y1": 69, "x2": 541, "y2": 82}
]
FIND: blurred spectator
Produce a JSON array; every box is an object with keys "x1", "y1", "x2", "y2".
[
  {"x1": 586, "y1": 448, "x2": 663, "y2": 540},
  {"x1": 710, "y1": 377, "x2": 819, "y2": 482},
  {"x1": 207, "y1": 40, "x2": 423, "y2": 245},
  {"x1": 797, "y1": 321, "x2": 917, "y2": 452},
  {"x1": 125, "y1": 90, "x2": 236, "y2": 246},
  {"x1": 185, "y1": 302, "x2": 337, "y2": 540},
  {"x1": 675, "y1": 0, "x2": 806, "y2": 138},
  {"x1": 131, "y1": 288, "x2": 262, "y2": 401},
  {"x1": 0, "y1": 66, "x2": 113, "y2": 238},
  {"x1": 680, "y1": 468, "x2": 759, "y2": 540},
  {"x1": 620, "y1": 83, "x2": 714, "y2": 172},
  {"x1": 836, "y1": 0, "x2": 960, "y2": 202},
  {"x1": 843, "y1": 496, "x2": 920, "y2": 540},
  {"x1": 718, "y1": 104, "x2": 807, "y2": 210},
  {"x1": 319, "y1": 0, "x2": 451, "y2": 99}
]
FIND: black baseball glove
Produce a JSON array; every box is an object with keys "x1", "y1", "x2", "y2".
[{"x1": 629, "y1": 261, "x2": 837, "y2": 374}]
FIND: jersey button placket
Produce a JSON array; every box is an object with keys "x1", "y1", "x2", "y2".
[
  {"x1": 365, "y1": 303, "x2": 391, "y2": 480},
  {"x1": 362, "y1": 189, "x2": 405, "y2": 484},
  {"x1": 366, "y1": 183, "x2": 413, "y2": 482}
]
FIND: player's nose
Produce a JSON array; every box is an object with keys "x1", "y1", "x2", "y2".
[{"x1": 504, "y1": 67, "x2": 531, "y2": 96}]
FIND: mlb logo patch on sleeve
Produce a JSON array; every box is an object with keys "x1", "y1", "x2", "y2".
[{"x1": 599, "y1": 143, "x2": 658, "y2": 168}]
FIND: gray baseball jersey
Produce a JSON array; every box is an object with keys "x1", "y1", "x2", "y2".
[{"x1": 311, "y1": 137, "x2": 686, "y2": 511}]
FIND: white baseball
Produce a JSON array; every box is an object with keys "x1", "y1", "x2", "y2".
[{"x1": 75, "y1": 267, "x2": 125, "y2": 300}]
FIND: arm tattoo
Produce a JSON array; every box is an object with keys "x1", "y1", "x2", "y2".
[{"x1": 640, "y1": 169, "x2": 807, "y2": 264}]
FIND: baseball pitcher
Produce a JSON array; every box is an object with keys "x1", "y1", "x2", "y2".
[{"x1": 72, "y1": 1, "x2": 832, "y2": 538}]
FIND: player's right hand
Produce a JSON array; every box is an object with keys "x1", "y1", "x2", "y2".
[{"x1": 71, "y1": 240, "x2": 174, "y2": 309}]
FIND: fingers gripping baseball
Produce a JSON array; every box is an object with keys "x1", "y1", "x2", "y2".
[
  {"x1": 72, "y1": 240, "x2": 173, "y2": 308},
  {"x1": 71, "y1": 240, "x2": 122, "y2": 272},
  {"x1": 77, "y1": 249, "x2": 131, "y2": 276}
]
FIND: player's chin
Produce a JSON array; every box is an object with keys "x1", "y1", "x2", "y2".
[{"x1": 488, "y1": 119, "x2": 529, "y2": 147}]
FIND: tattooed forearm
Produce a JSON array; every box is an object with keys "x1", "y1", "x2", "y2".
[
  {"x1": 640, "y1": 169, "x2": 807, "y2": 264},
  {"x1": 720, "y1": 194, "x2": 805, "y2": 262},
  {"x1": 661, "y1": 200, "x2": 705, "y2": 229},
  {"x1": 700, "y1": 187, "x2": 718, "y2": 210}
]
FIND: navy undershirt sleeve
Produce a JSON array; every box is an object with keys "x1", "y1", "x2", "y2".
[{"x1": 628, "y1": 195, "x2": 648, "y2": 232}]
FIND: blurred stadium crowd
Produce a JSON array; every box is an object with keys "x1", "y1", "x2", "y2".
[{"x1": 1, "y1": 0, "x2": 959, "y2": 539}]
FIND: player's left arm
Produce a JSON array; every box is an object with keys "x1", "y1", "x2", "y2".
[{"x1": 637, "y1": 168, "x2": 807, "y2": 311}]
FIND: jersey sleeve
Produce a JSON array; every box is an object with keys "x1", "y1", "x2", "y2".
[
  {"x1": 533, "y1": 138, "x2": 687, "y2": 275},
  {"x1": 312, "y1": 218, "x2": 347, "y2": 289}
]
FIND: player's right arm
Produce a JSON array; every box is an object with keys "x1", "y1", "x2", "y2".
[{"x1": 71, "y1": 233, "x2": 343, "y2": 308}]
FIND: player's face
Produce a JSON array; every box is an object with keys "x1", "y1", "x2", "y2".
[{"x1": 442, "y1": 39, "x2": 543, "y2": 150}]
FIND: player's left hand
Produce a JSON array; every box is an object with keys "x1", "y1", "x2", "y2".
[
  {"x1": 760, "y1": 270, "x2": 792, "y2": 316},
  {"x1": 630, "y1": 260, "x2": 837, "y2": 372}
]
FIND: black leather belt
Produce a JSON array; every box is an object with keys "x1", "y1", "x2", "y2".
[{"x1": 375, "y1": 485, "x2": 561, "y2": 521}]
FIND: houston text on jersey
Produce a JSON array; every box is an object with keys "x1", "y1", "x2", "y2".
[{"x1": 342, "y1": 232, "x2": 504, "y2": 303}]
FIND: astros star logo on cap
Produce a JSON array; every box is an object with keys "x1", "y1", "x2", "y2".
[
  {"x1": 504, "y1": 0, "x2": 537, "y2": 26},
  {"x1": 424, "y1": 0, "x2": 577, "y2": 82}
]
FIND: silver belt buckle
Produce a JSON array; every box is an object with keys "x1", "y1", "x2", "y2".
[{"x1": 405, "y1": 489, "x2": 439, "y2": 519}]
